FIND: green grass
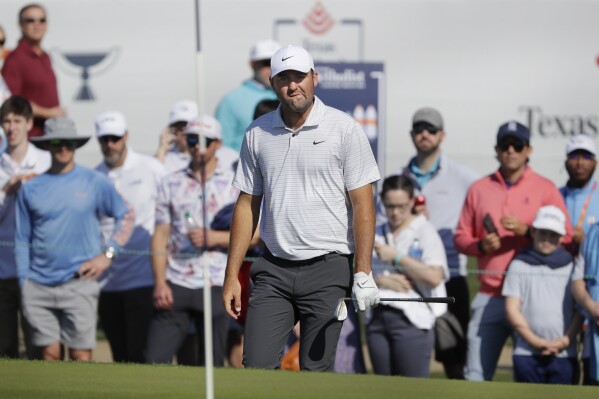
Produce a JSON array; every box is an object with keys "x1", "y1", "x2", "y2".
[{"x1": 0, "y1": 359, "x2": 595, "y2": 399}]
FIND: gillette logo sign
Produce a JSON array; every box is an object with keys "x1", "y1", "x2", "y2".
[{"x1": 318, "y1": 67, "x2": 366, "y2": 89}]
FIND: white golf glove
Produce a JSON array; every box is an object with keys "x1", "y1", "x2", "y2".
[{"x1": 352, "y1": 271, "x2": 380, "y2": 311}]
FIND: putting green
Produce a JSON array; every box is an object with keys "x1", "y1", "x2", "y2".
[{"x1": 0, "y1": 359, "x2": 596, "y2": 399}]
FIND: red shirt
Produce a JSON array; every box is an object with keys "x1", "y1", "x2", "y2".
[
  {"x1": 1, "y1": 39, "x2": 59, "y2": 138},
  {"x1": 454, "y1": 167, "x2": 573, "y2": 296}
]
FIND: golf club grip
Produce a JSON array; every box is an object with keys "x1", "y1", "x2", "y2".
[{"x1": 380, "y1": 297, "x2": 455, "y2": 304}]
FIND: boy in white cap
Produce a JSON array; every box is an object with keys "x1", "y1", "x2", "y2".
[
  {"x1": 560, "y1": 134, "x2": 598, "y2": 252},
  {"x1": 145, "y1": 115, "x2": 241, "y2": 366},
  {"x1": 223, "y1": 45, "x2": 380, "y2": 371},
  {"x1": 94, "y1": 110, "x2": 166, "y2": 363},
  {"x1": 215, "y1": 39, "x2": 281, "y2": 153},
  {"x1": 503, "y1": 205, "x2": 582, "y2": 384}
]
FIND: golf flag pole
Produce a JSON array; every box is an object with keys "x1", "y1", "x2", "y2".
[{"x1": 195, "y1": 3, "x2": 213, "y2": 399}]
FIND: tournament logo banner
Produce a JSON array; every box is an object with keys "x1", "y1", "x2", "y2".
[{"x1": 315, "y1": 62, "x2": 386, "y2": 173}]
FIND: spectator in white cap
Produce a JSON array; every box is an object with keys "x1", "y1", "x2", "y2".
[
  {"x1": 223, "y1": 45, "x2": 380, "y2": 371},
  {"x1": 155, "y1": 100, "x2": 198, "y2": 173},
  {"x1": 157, "y1": 100, "x2": 238, "y2": 173},
  {"x1": 215, "y1": 39, "x2": 281, "y2": 153},
  {"x1": 145, "y1": 114, "x2": 243, "y2": 366},
  {"x1": 559, "y1": 134, "x2": 598, "y2": 384},
  {"x1": 503, "y1": 205, "x2": 582, "y2": 384},
  {"x1": 94, "y1": 110, "x2": 166, "y2": 363},
  {"x1": 560, "y1": 134, "x2": 598, "y2": 251},
  {"x1": 15, "y1": 117, "x2": 134, "y2": 362}
]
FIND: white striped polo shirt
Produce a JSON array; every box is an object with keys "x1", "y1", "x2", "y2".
[{"x1": 233, "y1": 96, "x2": 380, "y2": 261}]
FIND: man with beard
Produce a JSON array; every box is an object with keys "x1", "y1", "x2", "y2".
[
  {"x1": 94, "y1": 111, "x2": 166, "y2": 363},
  {"x1": 401, "y1": 107, "x2": 478, "y2": 379},
  {"x1": 222, "y1": 45, "x2": 381, "y2": 371},
  {"x1": 560, "y1": 134, "x2": 598, "y2": 254},
  {"x1": 215, "y1": 39, "x2": 280, "y2": 153},
  {"x1": 560, "y1": 134, "x2": 599, "y2": 384}
]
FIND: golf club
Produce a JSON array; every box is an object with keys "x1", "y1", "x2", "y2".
[{"x1": 334, "y1": 296, "x2": 455, "y2": 321}]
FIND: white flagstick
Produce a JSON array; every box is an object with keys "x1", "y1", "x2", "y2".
[{"x1": 199, "y1": 132, "x2": 213, "y2": 399}]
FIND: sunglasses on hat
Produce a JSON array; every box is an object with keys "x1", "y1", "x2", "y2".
[{"x1": 412, "y1": 122, "x2": 440, "y2": 135}]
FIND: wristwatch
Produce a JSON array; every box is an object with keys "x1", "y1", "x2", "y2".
[{"x1": 104, "y1": 246, "x2": 117, "y2": 260}]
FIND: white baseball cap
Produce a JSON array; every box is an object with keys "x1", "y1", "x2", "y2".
[
  {"x1": 168, "y1": 100, "x2": 198, "y2": 125},
  {"x1": 566, "y1": 134, "x2": 596, "y2": 156},
  {"x1": 183, "y1": 115, "x2": 222, "y2": 140},
  {"x1": 532, "y1": 205, "x2": 566, "y2": 236},
  {"x1": 95, "y1": 111, "x2": 127, "y2": 137},
  {"x1": 270, "y1": 45, "x2": 314, "y2": 78},
  {"x1": 250, "y1": 39, "x2": 281, "y2": 61}
]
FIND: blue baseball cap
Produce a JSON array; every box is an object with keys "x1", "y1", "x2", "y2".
[{"x1": 496, "y1": 121, "x2": 530, "y2": 144}]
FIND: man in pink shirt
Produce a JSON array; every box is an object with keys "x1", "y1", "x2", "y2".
[{"x1": 455, "y1": 121, "x2": 572, "y2": 381}]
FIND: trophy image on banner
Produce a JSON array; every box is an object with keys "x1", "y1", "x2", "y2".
[{"x1": 53, "y1": 48, "x2": 120, "y2": 101}]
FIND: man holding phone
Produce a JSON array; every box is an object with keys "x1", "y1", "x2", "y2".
[
  {"x1": 155, "y1": 100, "x2": 238, "y2": 172},
  {"x1": 401, "y1": 107, "x2": 478, "y2": 379},
  {"x1": 455, "y1": 121, "x2": 572, "y2": 381}
]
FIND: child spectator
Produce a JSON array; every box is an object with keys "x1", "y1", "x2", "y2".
[{"x1": 503, "y1": 205, "x2": 582, "y2": 384}]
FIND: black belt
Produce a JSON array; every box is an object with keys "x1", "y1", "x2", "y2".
[{"x1": 263, "y1": 248, "x2": 350, "y2": 267}]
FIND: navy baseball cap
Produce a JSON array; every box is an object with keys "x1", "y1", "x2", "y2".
[{"x1": 496, "y1": 121, "x2": 530, "y2": 144}]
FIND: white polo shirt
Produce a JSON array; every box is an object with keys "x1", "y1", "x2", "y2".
[
  {"x1": 233, "y1": 96, "x2": 380, "y2": 260},
  {"x1": 95, "y1": 149, "x2": 166, "y2": 291},
  {"x1": 0, "y1": 143, "x2": 50, "y2": 279}
]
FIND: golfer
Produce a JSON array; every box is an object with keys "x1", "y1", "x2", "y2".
[{"x1": 222, "y1": 45, "x2": 381, "y2": 371}]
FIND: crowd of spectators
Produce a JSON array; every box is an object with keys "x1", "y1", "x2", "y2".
[{"x1": 1, "y1": 2, "x2": 599, "y2": 387}]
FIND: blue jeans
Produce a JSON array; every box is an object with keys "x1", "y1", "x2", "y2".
[{"x1": 464, "y1": 292, "x2": 512, "y2": 381}]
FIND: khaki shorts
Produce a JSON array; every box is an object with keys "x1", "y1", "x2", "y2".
[{"x1": 21, "y1": 278, "x2": 99, "y2": 349}]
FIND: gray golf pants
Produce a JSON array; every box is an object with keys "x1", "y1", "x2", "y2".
[{"x1": 243, "y1": 251, "x2": 353, "y2": 371}]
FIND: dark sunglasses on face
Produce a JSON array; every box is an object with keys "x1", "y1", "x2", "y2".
[
  {"x1": 412, "y1": 123, "x2": 440, "y2": 135},
  {"x1": 497, "y1": 140, "x2": 526, "y2": 153},
  {"x1": 21, "y1": 17, "x2": 47, "y2": 24},
  {"x1": 568, "y1": 152, "x2": 595, "y2": 161},
  {"x1": 48, "y1": 139, "x2": 75, "y2": 148},
  {"x1": 254, "y1": 59, "x2": 271, "y2": 68},
  {"x1": 186, "y1": 135, "x2": 217, "y2": 148},
  {"x1": 0, "y1": 39, "x2": 5, "y2": 46},
  {"x1": 99, "y1": 135, "x2": 123, "y2": 144}
]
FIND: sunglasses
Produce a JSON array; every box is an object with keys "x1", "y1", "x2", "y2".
[
  {"x1": 497, "y1": 140, "x2": 526, "y2": 152},
  {"x1": 412, "y1": 123, "x2": 440, "y2": 135},
  {"x1": 48, "y1": 139, "x2": 75, "y2": 148},
  {"x1": 186, "y1": 135, "x2": 217, "y2": 148},
  {"x1": 21, "y1": 17, "x2": 47, "y2": 24},
  {"x1": 0, "y1": 39, "x2": 5, "y2": 46},
  {"x1": 254, "y1": 60, "x2": 271, "y2": 68},
  {"x1": 99, "y1": 135, "x2": 123, "y2": 144},
  {"x1": 568, "y1": 152, "x2": 595, "y2": 161}
]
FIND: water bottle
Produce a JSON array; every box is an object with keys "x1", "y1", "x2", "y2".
[
  {"x1": 408, "y1": 238, "x2": 423, "y2": 260},
  {"x1": 184, "y1": 211, "x2": 197, "y2": 230}
]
